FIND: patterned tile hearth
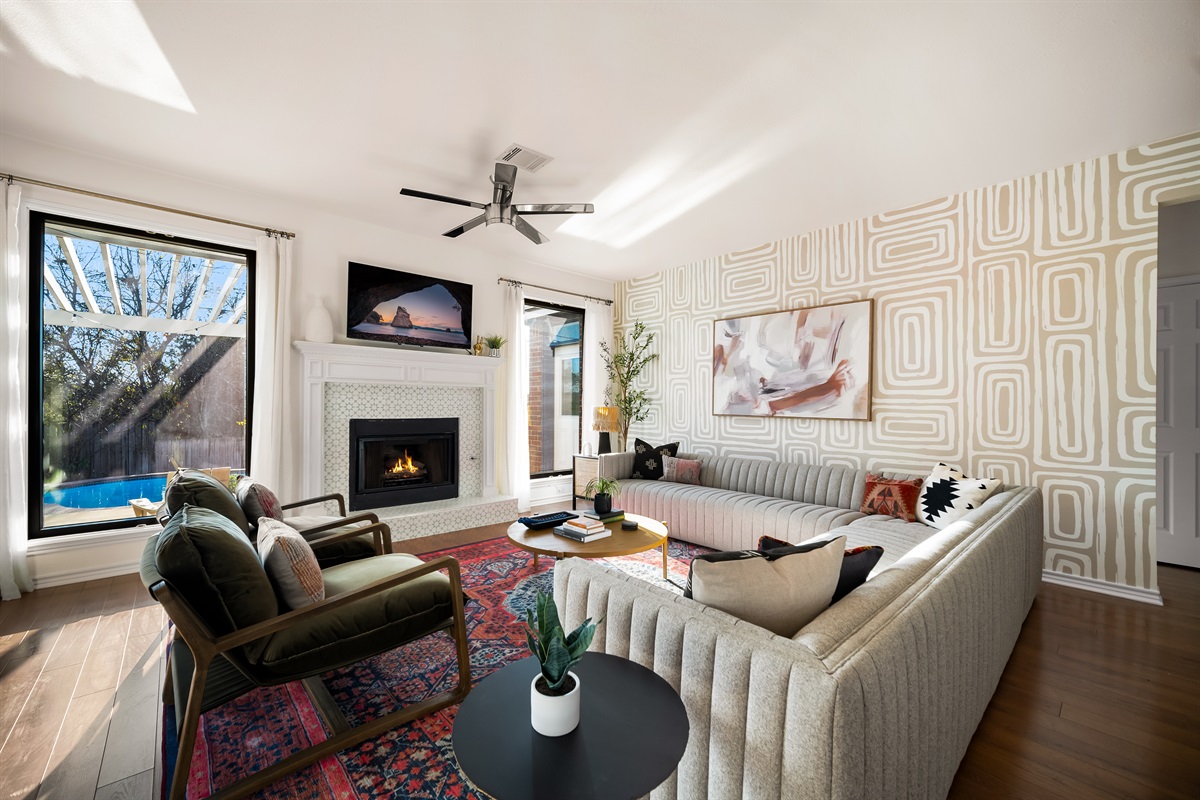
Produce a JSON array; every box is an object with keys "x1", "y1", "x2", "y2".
[
  {"x1": 321, "y1": 382, "x2": 516, "y2": 539},
  {"x1": 162, "y1": 536, "x2": 712, "y2": 799}
]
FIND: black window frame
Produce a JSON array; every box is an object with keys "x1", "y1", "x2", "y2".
[
  {"x1": 27, "y1": 211, "x2": 256, "y2": 539},
  {"x1": 524, "y1": 298, "x2": 585, "y2": 480}
]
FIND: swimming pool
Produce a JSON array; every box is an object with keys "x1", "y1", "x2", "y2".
[{"x1": 44, "y1": 475, "x2": 169, "y2": 509}]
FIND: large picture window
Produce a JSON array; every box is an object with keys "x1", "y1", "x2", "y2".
[
  {"x1": 29, "y1": 213, "x2": 254, "y2": 538},
  {"x1": 524, "y1": 300, "x2": 584, "y2": 478}
]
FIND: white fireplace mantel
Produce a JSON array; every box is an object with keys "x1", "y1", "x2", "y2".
[{"x1": 293, "y1": 341, "x2": 500, "y2": 500}]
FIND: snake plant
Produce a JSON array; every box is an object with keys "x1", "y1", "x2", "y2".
[{"x1": 524, "y1": 590, "x2": 600, "y2": 694}]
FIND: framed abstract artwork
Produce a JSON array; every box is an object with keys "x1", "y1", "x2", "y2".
[{"x1": 712, "y1": 299, "x2": 873, "y2": 420}]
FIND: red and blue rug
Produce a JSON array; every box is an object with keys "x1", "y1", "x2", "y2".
[{"x1": 163, "y1": 536, "x2": 711, "y2": 799}]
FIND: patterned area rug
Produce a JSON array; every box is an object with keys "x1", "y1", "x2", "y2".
[{"x1": 163, "y1": 536, "x2": 711, "y2": 799}]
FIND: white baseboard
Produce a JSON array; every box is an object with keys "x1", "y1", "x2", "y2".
[
  {"x1": 530, "y1": 475, "x2": 572, "y2": 506},
  {"x1": 33, "y1": 559, "x2": 144, "y2": 589},
  {"x1": 1041, "y1": 569, "x2": 1163, "y2": 606}
]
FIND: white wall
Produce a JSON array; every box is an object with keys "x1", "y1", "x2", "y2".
[{"x1": 1, "y1": 134, "x2": 614, "y2": 586}]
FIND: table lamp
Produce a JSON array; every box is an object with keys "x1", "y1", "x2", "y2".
[{"x1": 592, "y1": 406, "x2": 620, "y2": 454}]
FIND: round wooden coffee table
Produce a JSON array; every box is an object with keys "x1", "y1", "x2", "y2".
[{"x1": 507, "y1": 512, "x2": 670, "y2": 579}]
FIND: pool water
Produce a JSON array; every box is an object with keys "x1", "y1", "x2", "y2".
[{"x1": 44, "y1": 475, "x2": 169, "y2": 509}]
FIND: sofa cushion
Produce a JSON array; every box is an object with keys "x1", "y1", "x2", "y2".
[
  {"x1": 860, "y1": 474, "x2": 924, "y2": 522},
  {"x1": 631, "y1": 438, "x2": 679, "y2": 480},
  {"x1": 620, "y1": 479, "x2": 865, "y2": 551},
  {"x1": 165, "y1": 469, "x2": 251, "y2": 536},
  {"x1": 255, "y1": 553, "x2": 453, "y2": 679},
  {"x1": 257, "y1": 518, "x2": 325, "y2": 609},
  {"x1": 686, "y1": 535, "x2": 845, "y2": 637},
  {"x1": 155, "y1": 505, "x2": 278, "y2": 661}
]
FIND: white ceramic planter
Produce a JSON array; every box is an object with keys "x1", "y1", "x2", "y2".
[{"x1": 530, "y1": 671, "x2": 581, "y2": 736}]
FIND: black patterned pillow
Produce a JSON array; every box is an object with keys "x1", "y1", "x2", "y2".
[
  {"x1": 917, "y1": 466, "x2": 1001, "y2": 529},
  {"x1": 631, "y1": 438, "x2": 679, "y2": 480}
]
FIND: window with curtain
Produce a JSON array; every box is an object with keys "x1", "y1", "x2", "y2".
[
  {"x1": 524, "y1": 299, "x2": 584, "y2": 478},
  {"x1": 29, "y1": 212, "x2": 255, "y2": 538}
]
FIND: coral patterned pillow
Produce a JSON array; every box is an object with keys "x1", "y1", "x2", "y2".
[
  {"x1": 662, "y1": 455, "x2": 702, "y2": 485},
  {"x1": 860, "y1": 474, "x2": 924, "y2": 522}
]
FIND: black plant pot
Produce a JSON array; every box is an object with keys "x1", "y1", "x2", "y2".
[{"x1": 593, "y1": 493, "x2": 613, "y2": 515}]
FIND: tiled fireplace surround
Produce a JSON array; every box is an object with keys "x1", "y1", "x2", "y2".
[{"x1": 294, "y1": 341, "x2": 518, "y2": 541}]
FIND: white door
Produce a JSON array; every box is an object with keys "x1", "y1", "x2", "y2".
[{"x1": 1157, "y1": 278, "x2": 1200, "y2": 568}]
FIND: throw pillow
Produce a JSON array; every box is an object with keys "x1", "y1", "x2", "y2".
[
  {"x1": 631, "y1": 439, "x2": 680, "y2": 480},
  {"x1": 234, "y1": 476, "x2": 284, "y2": 530},
  {"x1": 860, "y1": 474, "x2": 924, "y2": 522},
  {"x1": 662, "y1": 455, "x2": 702, "y2": 485},
  {"x1": 757, "y1": 535, "x2": 885, "y2": 603},
  {"x1": 257, "y1": 518, "x2": 325, "y2": 610},
  {"x1": 918, "y1": 467, "x2": 1001, "y2": 529},
  {"x1": 685, "y1": 536, "x2": 845, "y2": 636}
]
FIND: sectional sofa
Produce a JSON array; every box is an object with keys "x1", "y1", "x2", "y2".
[{"x1": 553, "y1": 452, "x2": 1043, "y2": 800}]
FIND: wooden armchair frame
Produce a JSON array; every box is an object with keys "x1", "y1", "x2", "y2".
[{"x1": 146, "y1": 526, "x2": 471, "y2": 800}]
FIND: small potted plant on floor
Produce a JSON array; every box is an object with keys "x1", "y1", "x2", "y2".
[
  {"x1": 483, "y1": 334, "x2": 507, "y2": 357},
  {"x1": 524, "y1": 590, "x2": 600, "y2": 737},
  {"x1": 583, "y1": 476, "x2": 620, "y2": 516}
]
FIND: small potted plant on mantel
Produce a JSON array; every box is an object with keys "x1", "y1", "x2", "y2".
[
  {"x1": 483, "y1": 334, "x2": 507, "y2": 357},
  {"x1": 524, "y1": 590, "x2": 601, "y2": 737},
  {"x1": 583, "y1": 476, "x2": 620, "y2": 516}
]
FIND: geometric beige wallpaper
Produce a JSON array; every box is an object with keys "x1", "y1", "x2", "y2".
[{"x1": 615, "y1": 131, "x2": 1200, "y2": 591}]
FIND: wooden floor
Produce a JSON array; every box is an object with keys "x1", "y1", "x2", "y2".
[{"x1": 0, "y1": 519, "x2": 1196, "y2": 799}]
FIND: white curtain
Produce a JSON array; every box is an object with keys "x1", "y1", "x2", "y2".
[
  {"x1": 250, "y1": 235, "x2": 294, "y2": 497},
  {"x1": 1, "y1": 184, "x2": 32, "y2": 600},
  {"x1": 581, "y1": 298, "x2": 614, "y2": 454},
  {"x1": 503, "y1": 282, "x2": 532, "y2": 511}
]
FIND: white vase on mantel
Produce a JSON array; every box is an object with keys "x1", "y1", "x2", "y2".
[
  {"x1": 303, "y1": 301, "x2": 335, "y2": 343},
  {"x1": 530, "y1": 671, "x2": 581, "y2": 736}
]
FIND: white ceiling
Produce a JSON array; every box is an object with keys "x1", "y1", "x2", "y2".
[{"x1": 2, "y1": 1, "x2": 1198, "y2": 281}]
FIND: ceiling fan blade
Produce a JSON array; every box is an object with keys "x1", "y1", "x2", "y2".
[
  {"x1": 400, "y1": 188, "x2": 486, "y2": 209},
  {"x1": 511, "y1": 213, "x2": 548, "y2": 245},
  {"x1": 443, "y1": 213, "x2": 487, "y2": 238},
  {"x1": 513, "y1": 203, "x2": 594, "y2": 215}
]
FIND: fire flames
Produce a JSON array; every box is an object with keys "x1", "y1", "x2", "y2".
[{"x1": 388, "y1": 450, "x2": 422, "y2": 478}]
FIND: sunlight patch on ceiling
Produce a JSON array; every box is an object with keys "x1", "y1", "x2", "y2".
[
  {"x1": 1, "y1": 0, "x2": 194, "y2": 113},
  {"x1": 558, "y1": 44, "x2": 813, "y2": 249}
]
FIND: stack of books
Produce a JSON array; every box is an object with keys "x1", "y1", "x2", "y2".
[
  {"x1": 554, "y1": 516, "x2": 612, "y2": 543},
  {"x1": 583, "y1": 508, "x2": 625, "y2": 523}
]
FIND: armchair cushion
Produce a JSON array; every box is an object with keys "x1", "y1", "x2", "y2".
[
  {"x1": 155, "y1": 505, "x2": 279, "y2": 661},
  {"x1": 165, "y1": 469, "x2": 251, "y2": 536},
  {"x1": 284, "y1": 514, "x2": 379, "y2": 567},
  {"x1": 254, "y1": 553, "x2": 454, "y2": 680}
]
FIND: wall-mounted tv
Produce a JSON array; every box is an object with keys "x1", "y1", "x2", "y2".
[{"x1": 346, "y1": 262, "x2": 473, "y2": 350}]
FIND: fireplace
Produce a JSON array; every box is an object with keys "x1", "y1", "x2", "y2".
[{"x1": 349, "y1": 418, "x2": 459, "y2": 511}]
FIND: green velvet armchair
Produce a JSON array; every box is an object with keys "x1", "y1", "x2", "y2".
[{"x1": 141, "y1": 506, "x2": 472, "y2": 800}]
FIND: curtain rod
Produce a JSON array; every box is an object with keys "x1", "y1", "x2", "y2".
[
  {"x1": 1, "y1": 172, "x2": 296, "y2": 239},
  {"x1": 497, "y1": 277, "x2": 613, "y2": 306}
]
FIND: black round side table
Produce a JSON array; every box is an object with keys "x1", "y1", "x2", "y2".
[{"x1": 452, "y1": 652, "x2": 690, "y2": 800}]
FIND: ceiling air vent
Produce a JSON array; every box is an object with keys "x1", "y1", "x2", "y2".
[{"x1": 496, "y1": 143, "x2": 554, "y2": 173}]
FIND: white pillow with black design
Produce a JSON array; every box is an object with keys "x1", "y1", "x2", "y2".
[{"x1": 917, "y1": 464, "x2": 1001, "y2": 529}]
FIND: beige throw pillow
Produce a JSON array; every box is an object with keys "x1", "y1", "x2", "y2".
[
  {"x1": 257, "y1": 518, "x2": 325, "y2": 609},
  {"x1": 690, "y1": 535, "x2": 846, "y2": 636}
]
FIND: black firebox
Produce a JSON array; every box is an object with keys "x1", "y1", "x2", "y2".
[{"x1": 348, "y1": 418, "x2": 459, "y2": 511}]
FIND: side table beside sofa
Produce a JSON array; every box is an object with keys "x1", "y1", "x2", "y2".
[{"x1": 554, "y1": 452, "x2": 1043, "y2": 800}]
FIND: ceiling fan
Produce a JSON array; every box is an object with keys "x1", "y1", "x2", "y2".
[{"x1": 400, "y1": 163, "x2": 594, "y2": 245}]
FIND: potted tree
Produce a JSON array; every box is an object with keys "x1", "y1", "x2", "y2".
[
  {"x1": 483, "y1": 334, "x2": 507, "y2": 357},
  {"x1": 524, "y1": 590, "x2": 601, "y2": 737},
  {"x1": 599, "y1": 320, "x2": 658, "y2": 449},
  {"x1": 583, "y1": 476, "x2": 620, "y2": 516}
]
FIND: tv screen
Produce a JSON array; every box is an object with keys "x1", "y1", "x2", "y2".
[{"x1": 346, "y1": 262, "x2": 473, "y2": 350}]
